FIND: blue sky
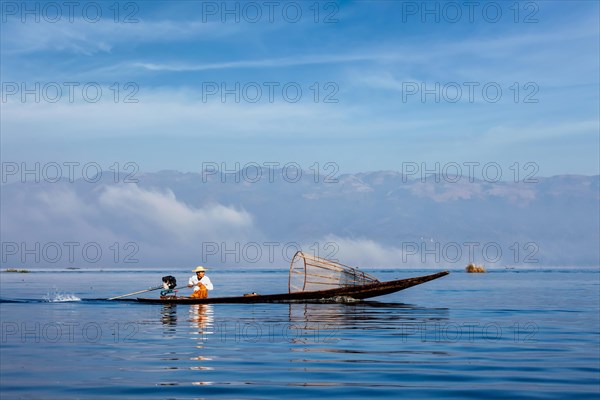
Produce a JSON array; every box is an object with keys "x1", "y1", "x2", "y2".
[{"x1": 1, "y1": 0, "x2": 599, "y2": 176}]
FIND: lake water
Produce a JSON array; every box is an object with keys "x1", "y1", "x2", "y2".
[{"x1": 1, "y1": 268, "x2": 599, "y2": 399}]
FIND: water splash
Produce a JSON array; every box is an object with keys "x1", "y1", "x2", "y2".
[{"x1": 43, "y1": 291, "x2": 81, "y2": 302}]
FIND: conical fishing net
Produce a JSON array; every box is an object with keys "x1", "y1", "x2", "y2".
[{"x1": 288, "y1": 251, "x2": 379, "y2": 293}]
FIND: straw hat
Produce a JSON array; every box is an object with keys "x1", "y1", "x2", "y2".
[{"x1": 192, "y1": 266, "x2": 206, "y2": 273}]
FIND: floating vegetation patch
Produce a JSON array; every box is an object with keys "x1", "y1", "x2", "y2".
[{"x1": 465, "y1": 263, "x2": 486, "y2": 273}]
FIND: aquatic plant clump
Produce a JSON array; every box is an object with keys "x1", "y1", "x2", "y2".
[{"x1": 465, "y1": 263, "x2": 486, "y2": 273}]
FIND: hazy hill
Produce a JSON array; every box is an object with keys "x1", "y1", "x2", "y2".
[{"x1": 1, "y1": 170, "x2": 598, "y2": 269}]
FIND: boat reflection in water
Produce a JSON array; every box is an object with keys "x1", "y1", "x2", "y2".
[
  {"x1": 161, "y1": 303, "x2": 215, "y2": 335},
  {"x1": 189, "y1": 304, "x2": 214, "y2": 335},
  {"x1": 286, "y1": 301, "x2": 450, "y2": 345},
  {"x1": 160, "y1": 301, "x2": 450, "y2": 346},
  {"x1": 188, "y1": 304, "x2": 215, "y2": 385},
  {"x1": 156, "y1": 300, "x2": 450, "y2": 388},
  {"x1": 283, "y1": 302, "x2": 452, "y2": 389},
  {"x1": 160, "y1": 304, "x2": 178, "y2": 332},
  {"x1": 157, "y1": 303, "x2": 216, "y2": 386}
]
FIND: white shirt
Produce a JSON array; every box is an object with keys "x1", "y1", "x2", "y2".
[{"x1": 188, "y1": 275, "x2": 213, "y2": 291}]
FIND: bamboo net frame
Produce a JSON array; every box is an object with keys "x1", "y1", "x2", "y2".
[{"x1": 288, "y1": 251, "x2": 380, "y2": 293}]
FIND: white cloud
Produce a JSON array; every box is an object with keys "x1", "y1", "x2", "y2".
[
  {"x1": 0, "y1": 183, "x2": 258, "y2": 266},
  {"x1": 0, "y1": 88, "x2": 364, "y2": 140},
  {"x1": 129, "y1": 52, "x2": 395, "y2": 72},
  {"x1": 1, "y1": 19, "x2": 236, "y2": 55},
  {"x1": 479, "y1": 120, "x2": 600, "y2": 146},
  {"x1": 316, "y1": 235, "x2": 410, "y2": 269},
  {"x1": 97, "y1": 184, "x2": 254, "y2": 243}
]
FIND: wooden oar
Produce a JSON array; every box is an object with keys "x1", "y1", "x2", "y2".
[{"x1": 108, "y1": 286, "x2": 163, "y2": 300}]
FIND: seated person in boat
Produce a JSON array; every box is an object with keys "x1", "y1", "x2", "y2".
[{"x1": 188, "y1": 266, "x2": 213, "y2": 299}]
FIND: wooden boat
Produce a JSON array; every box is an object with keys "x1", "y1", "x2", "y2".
[{"x1": 135, "y1": 270, "x2": 449, "y2": 304}]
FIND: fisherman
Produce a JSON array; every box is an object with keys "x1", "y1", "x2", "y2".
[{"x1": 188, "y1": 266, "x2": 213, "y2": 299}]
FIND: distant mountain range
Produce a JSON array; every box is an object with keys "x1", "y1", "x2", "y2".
[{"x1": 1, "y1": 170, "x2": 598, "y2": 269}]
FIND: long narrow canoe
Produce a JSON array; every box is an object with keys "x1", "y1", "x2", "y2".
[{"x1": 135, "y1": 271, "x2": 449, "y2": 304}]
